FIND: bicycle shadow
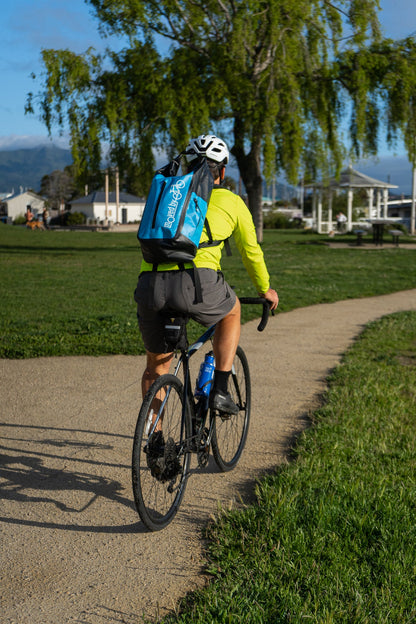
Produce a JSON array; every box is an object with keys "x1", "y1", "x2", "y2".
[{"x1": 0, "y1": 422, "x2": 146, "y2": 534}]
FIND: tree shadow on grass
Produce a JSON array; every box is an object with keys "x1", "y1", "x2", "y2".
[{"x1": 0, "y1": 243, "x2": 138, "y2": 255}]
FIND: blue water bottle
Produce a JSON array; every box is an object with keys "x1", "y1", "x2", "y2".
[{"x1": 195, "y1": 352, "x2": 215, "y2": 397}]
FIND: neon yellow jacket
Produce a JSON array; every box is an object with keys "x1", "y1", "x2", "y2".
[{"x1": 140, "y1": 187, "x2": 270, "y2": 294}]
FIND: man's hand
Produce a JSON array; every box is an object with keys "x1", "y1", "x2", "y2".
[{"x1": 259, "y1": 288, "x2": 279, "y2": 311}]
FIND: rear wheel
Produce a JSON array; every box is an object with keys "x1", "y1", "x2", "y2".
[
  {"x1": 211, "y1": 346, "x2": 251, "y2": 471},
  {"x1": 132, "y1": 374, "x2": 192, "y2": 531}
]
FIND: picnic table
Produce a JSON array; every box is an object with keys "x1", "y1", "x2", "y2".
[{"x1": 368, "y1": 219, "x2": 397, "y2": 246}]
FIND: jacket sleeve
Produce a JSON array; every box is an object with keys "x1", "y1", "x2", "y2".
[{"x1": 232, "y1": 196, "x2": 270, "y2": 293}]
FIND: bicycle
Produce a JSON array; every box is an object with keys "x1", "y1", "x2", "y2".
[{"x1": 131, "y1": 297, "x2": 272, "y2": 531}]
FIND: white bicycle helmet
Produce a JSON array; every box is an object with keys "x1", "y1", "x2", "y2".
[{"x1": 184, "y1": 134, "x2": 229, "y2": 165}]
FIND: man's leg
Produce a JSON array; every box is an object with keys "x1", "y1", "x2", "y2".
[
  {"x1": 212, "y1": 298, "x2": 241, "y2": 370},
  {"x1": 142, "y1": 351, "x2": 173, "y2": 432},
  {"x1": 210, "y1": 298, "x2": 241, "y2": 414},
  {"x1": 142, "y1": 351, "x2": 173, "y2": 395}
]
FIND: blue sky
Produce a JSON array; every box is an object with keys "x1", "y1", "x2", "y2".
[{"x1": 1, "y1": 0, "x2": 416, "y2": 192}]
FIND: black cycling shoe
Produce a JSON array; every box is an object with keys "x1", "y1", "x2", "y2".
[{"x1": 209, "y1": 390, "x2": 239, "y2": 415}]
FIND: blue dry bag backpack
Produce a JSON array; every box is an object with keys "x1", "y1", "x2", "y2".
[
  {"x1": 138, "y1": 155, "x2": 215, "y2": 263},
  {"x1": 138, "y1": 154, "x2": 228, "y2": 302}
]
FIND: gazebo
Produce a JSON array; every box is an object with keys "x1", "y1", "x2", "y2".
[{"x1": 310, "y1": 166, "x2": 398, "y2": 233}]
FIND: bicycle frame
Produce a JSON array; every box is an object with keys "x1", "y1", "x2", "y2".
[{"x1": 146, "y1": 323, "x2": 216, "y2": 445}]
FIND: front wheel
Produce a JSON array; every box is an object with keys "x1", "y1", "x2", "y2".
[
  {"x1": 211, "y1": 346, "x2": 251, "y2": 471},
  {"x1": 132, "y1": 374, "x2": 192, "y2": 531}
]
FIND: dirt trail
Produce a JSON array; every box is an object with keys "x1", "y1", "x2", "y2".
[{"x1": 2, "y1": 289, "x2": 416, "y2": 624}]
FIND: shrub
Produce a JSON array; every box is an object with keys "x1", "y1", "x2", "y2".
[
  {"x1": 66, "y1": 211, "x2": 86, "y2": 225},
  {"x1": 13, "y1": 214, "x2": 27, "y2": 225},
  {"x1": 263, "y1": 211, "x2": 298, "y2": 229},
  {"x1": 50, "y1": 211, "x2": 86, "y2": 226}
]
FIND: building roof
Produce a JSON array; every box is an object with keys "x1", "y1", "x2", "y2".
[
  {"x1": 307, "y1": 166, "x2": 399, "y2": 190},
  {"x1": 71, "y1": 191, "x2": 145, "y2": 205},
  {"x1": 2, "y1": 190, "x2": 45, "y2": 202},
  {"x1": 329, "y1": 166, "x2": 398, "y2": 189}
]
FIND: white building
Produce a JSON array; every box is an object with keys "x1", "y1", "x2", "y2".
[
  {"x1": 0, "y1": 190, "x2": 45, "y2": 222},
  {"x1": 387, "y1": 196, "x2": 415, "y2": 230},
  {"x1": 70, "y1": 191, "x2": 146, "y2": 224}
]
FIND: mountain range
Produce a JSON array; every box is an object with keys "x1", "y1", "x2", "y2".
[
  {"x1": 0, "y1": 144, "x2": 296, "y2": 200},
  {"x1": 0, "y1": 146, "x2": 73, "y2": 194},
  {"x1": 3, "y1": 143, "x2": 408, "y2": 200}
]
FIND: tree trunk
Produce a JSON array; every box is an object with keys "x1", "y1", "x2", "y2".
[
  {"x1": 232, "y1": 131, "x2": 264, "y2": 243},
  {"x1": 242, "y1": 165, "x2": 264, "y2": 243}
]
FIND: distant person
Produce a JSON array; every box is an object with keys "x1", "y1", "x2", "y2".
[
  {"x1": 336, "y1": 211, "x2": 347, "y2": 232},
  {"x1": 25, "y1": 206, "x2": 33, "y2": 225},
  {"x1": 42, "y1": 208, "x2": 50, "y2": 230}
]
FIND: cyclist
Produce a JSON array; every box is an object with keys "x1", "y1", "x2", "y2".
[{"x1": 134, "y1": 134, "x2": 279, "y2": 415}]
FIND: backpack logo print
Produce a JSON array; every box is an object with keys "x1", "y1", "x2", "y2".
[{"x1": 164, "y1": 179, "x2": 186, "y2": 228}]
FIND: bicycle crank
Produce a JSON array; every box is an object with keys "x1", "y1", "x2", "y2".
[{"x1": 197, "y1": 427, "x2": 210, "y2": 467}]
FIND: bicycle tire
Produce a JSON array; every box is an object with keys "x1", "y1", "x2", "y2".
[
  {"x1": 211, "y1": 345, "x2": 251, "y2": 471},
  {"x1": 132, "y1": 374, "x2": 192, "y2": 531}
]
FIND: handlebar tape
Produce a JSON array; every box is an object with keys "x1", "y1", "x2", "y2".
[{"x1": 239, "y1": 297, "x2": 273, "y2": 332}]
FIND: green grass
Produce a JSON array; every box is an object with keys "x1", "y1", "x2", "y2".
[
  {"x1": 1, "y1": 225, "x2": 416, "y2": 358},
  {"x1": 0, "y1": 225, "x2": 142, "y2": 357},
  {"x1": 163, "y1": 311, "x2": 416, "y2": 623}
]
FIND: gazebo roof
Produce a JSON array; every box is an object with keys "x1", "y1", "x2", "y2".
[{"x1": 329, "y1": 166, "x2": 398, "y2": 189}]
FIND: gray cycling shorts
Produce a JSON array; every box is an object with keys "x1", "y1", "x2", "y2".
[{"x1": 134, "y1": 268, "x2": 237, "y2": 353}]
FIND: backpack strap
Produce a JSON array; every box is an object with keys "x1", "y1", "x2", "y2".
[
  {"x1": 204, "y1": 218, "x2": 214, "y2": 245},
  {"x1": 223, "y1": 238, "x2": 232, "y2": 257},
  {"x1": 178, "y1": 262, "x2": 203, "y2": 304},
  {"x1": 199, "y1": 218, "x2": 232, "y2": 256},
  {"x1": 191, "y1": 264, "x2": 203, "y2": 304}
]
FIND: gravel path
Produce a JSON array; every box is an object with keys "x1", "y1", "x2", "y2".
[{"x1": 2, "y1": 289, "x2": 416, "y2": 624}]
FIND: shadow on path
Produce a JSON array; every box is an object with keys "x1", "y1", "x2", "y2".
[{"x1": 0, "y1": 422, "x2": 146, "y2": 534}]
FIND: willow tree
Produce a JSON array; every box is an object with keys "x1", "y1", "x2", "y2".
[
  {"x1": 336, "y1": 34, "x2": 416, "y2": 234},
  {"x1": 28, "y1": 0, "x2": 387, "y2": 239}
]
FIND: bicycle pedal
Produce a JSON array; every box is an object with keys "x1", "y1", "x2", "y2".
[{"x1": 197, "y1": 445, "x2": 210, "y2": 468}]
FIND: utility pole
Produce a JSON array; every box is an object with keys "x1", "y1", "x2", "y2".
[
  {"x1": 115, "y1": 167, "x2": 120, "y2": 224},
  {"x1": 105, "y1": 169, "x2": 109, "y2": 225},
  {"x1": 299, "y1": 178, "x2": 304, "y2": 216}
]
